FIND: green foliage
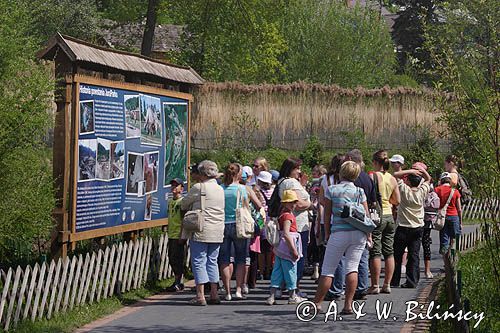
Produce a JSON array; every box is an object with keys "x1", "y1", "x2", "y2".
[
  {"x1": 0, "y1": 0, "x2": 55, "y2": 267},
  {"x1": 282, "y1": 1, "x2": 402, "y2": 88},
  {"x1": 168, "y1": 0, "x2": 287, "y2": 83},
  {"x1": 25, "y1": 0, "x2": 101, "y2": 43},
  {"x1": 425, "y1": 0, "x2": 500, "y2": 198},
  {"x1": 455, "y1": 245, "x2": 500, "y2": 332},
  {"x1": 404, "y1": 127, "x2": 443, "y2": 180},
  {"x1": 300, "y1": 136, "x2": 324, "y2": 169}
]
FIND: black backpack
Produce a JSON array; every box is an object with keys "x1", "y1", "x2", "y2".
[{"x1": 268, "y1": 178, "x2": 287, "y2": 218}]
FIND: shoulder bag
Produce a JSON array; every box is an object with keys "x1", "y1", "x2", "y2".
[
  {"x1": 235, "y1": 186, "x2": 255, "y2": 239},
  {"x1": 342, "y1": 187, "x2": 377, "y2": 233},
  {"x1": 433, "y1": 189, "x2": 455, "y2": 231},
  {"x1": 182, "y1": 182, "x2": 206, "y2": 233}
]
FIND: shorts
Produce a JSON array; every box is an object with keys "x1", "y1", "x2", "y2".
[
  {"x1": 219, "y1": 223, "x2": 249, "y2": 265},
  {"x1": 321, "y1": 230, "x2": 367, "y2": 277},
  {"x1": 370, "y1": 214, "x2": 396, "y2": 259}
]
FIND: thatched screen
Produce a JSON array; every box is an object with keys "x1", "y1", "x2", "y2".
[{"x1": 192, "y1": 82, "x2": 446, "y2": 150}]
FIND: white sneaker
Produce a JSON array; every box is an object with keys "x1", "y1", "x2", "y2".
[
  {"x1": 224, "y1": 293, "x2": 232, "y2": 301},
  {"x1": 288, "y1": 295, "x2": 306, "y2": 304},
  {"x1": 311, "y1": 264, "x2": 320, "y2": 280},
  {"x1": 242, "y1": 284, "x2": 249, "y2": 294},
  {"x1": 266, "y1": 294, "x2": 275, "y2": 305},
  {"x1": 425, "y1": 271, "x2": 434, "y2": 279}
]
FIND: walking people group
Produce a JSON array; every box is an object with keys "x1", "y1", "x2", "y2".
[{"x1": 170, "y1": 152, "x2": 469, "y2": 310}]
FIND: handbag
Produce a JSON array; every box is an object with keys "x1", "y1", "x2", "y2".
[
  {"x1": 370, "y1": 172, "x2": 383, "y2": 226},
  {"x1": 265, "y1": 217, "x2": 281, "y2": 246},
  {"x1": 182, "y1": 182, "x2": 206, "y2": 233},
  {"x1": 341, "y1": 187, "x2": 377, "y2": 233},
  {"x1": 235, "y1": 187, "x2": 255, "y2": 239},
  {"x1": 433, "y1": 189, "x2": 455, "y2": 231}
]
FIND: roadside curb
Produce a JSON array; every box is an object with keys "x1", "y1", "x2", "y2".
[{"x1": 400, "y1": 274, "x2": 442, "y2": 333}]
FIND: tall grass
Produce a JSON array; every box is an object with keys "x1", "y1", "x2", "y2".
[{"x1": 192, "y1": 82, "x2": 445, "y2": 150}]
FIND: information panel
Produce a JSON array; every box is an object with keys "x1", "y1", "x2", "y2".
[{"x1": 75, "y1": 82, "x2": 188, "y2": 233}]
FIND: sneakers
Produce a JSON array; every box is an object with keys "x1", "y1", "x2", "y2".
[
  {"x1": 224, "y1": 293, "x2": 232, "y2": 301},
  {"x1": 381, "y1": 285, "x2": 391, "y2": 294},
  {"x1": 288, "y1": 295, "x2": 307, "y2": 304},
  {"x1": 166, "y1": 283, "x2": 184, "y2": 292},
  {"x1": 311, "y1": 263, "x2": 320, "y2": 280},
  {"x1": 266, "y1": 294, "x2": 276, "y2": 305},
  {"x1": 367, "y1": 286, "x2": 380, "y2": 295},
  {"x1": 425, "y1": 271, "x2": 434, "y2": 279},
  {"x1": 242, "y1": 284, "x2": 249, "y2": 295}
]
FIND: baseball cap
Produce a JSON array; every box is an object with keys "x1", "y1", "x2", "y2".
[
  {"x1": 270, "y1": 170, "x2": 280, "y2": 182},
  {"x1": 169, "y1": 178, "x2": 184, "y2": 187},
  {"x1": 256, "y1": 171, "x2": 272, "y2": 184},
  {"x1": 281, "y1": 190, "x2": 298, "y2": 203},
  {"x1": 440, "y1": 172, "x2": 452, "y2": 181},
  {"x1": 242, "y1": 166, "x2": 253, "y2": 177},
  {"x1": 389, "y1": 154, "x2": 405, "y2": 164}
]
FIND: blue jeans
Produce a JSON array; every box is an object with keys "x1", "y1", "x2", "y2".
[
  {"x1": 439, "y1": 215, "x2": 461, "y2": 254},
  {"x1": 270, "y1": 256, "x2": 297, "y2": 291},
  {"x1": 331, "y1": 248, "x2": 368, "y2": 295},
  {"x1": 190, "y1": 240, "x2": 220, "y2": 285},
  {"x1": 219, "y1": 223, "x2": 249, "y2": 265},
  {"x1": 297, "y1": 230, "x2": 309, "y2": 282}
]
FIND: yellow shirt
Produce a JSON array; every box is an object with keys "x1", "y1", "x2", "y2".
[{"x1": 376, "y1": 172, "x2": 395, "y2": 215}]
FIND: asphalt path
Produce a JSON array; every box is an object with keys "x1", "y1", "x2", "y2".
[{"x1": 83, "y1": 225, "x2": 478, "y2": 333}]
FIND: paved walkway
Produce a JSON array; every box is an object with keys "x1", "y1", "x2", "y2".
[{"x1": 79, "y1": 225, "x2": 478, "y2": 333}]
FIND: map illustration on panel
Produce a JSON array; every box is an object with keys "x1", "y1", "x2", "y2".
[{"x1": 163, "y1": 102, "x2": 188, "y2": 186}]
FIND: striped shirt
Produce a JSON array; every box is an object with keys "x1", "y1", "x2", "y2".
[{"x1": 325, "y1": 181, "x2": 367, "y2": 232}]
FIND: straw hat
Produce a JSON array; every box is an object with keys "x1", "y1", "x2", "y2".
[{"x1": 281, "y1": 190, "x2": 299, "y2": 203}]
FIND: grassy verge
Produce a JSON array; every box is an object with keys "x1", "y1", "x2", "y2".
[
  {"x1": 431, "y1": 244, "x2": 500, "y2": 332},
  {"x1": 13, "y1": 278, "x2": 174, "y2": 333}
]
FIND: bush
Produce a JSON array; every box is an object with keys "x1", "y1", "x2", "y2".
[
  {"x1": 0, "y1": 1, "x2": 55, "y2": 267},
  {"x1": 300, "y1": 136, "x2": 323, "y2": 169}
]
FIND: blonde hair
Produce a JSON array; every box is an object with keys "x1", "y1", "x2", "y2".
[
  {"x1": 254, "y1": 157, "x2": 270, "y2": 172},
  {"x1": 312, "y1": 164, "x2": 327, "y2": 176},
  {"x1": 339, "y1": 161, "x2": 361, "y2": 182}
]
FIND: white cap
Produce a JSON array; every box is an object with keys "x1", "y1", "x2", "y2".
[
  {"x1": 242, "y1": 166, "x2": 253, "y2": 177},
  {"x1": 389, "y1": 154, "x2": 405, "y2": 164},
  {"x1": 256, "y1": 171, "x2": 272, "y2": 184}
]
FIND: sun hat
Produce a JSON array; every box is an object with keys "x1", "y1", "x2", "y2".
[
  {"x1": 281, "y1": 190, "x2": 299, "y2": 203},
  {"x1": 412, "y1": 162, "x2": 428, "y2": 170},
  {"x1": 256, "y1": 171, "x2": 272, "y2": 184},
  {"x1": 242, "y1": 166, "x2": 253, "y2": 177},
  {"x1": 389, "y1": 154, "x2": 405, "y2": 164},
  {"x1": 440, "y1": 172, "x2": 452, "y2": 181},
  {"x1": 270, "y1": 170, "x2": 280, "y2": 182}
]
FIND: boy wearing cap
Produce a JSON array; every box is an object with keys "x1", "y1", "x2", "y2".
[
  {"x1": 266, "y1": 190, "x2": 306, "y2": 306},
  {"x1": 435, "y1": 172, "x2": 462, "y2": 254},
  {"x1": 166, "y1": 178, "x2": 186, "y2": 292}
]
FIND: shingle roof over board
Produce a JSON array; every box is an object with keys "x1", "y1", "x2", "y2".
[{"x1": 37, "y1": 33, "x2": 204, "y2": 85}]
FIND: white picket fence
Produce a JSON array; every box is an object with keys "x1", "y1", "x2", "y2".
[
  {"x1": 462, "y1": 197, "x2": 500, "y2": 220},
  {"x1": 0, "y1": 234, "x2": 184, "y2": 331}
]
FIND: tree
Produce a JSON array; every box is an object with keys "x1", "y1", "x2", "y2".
[
  {"x1": 389, "y1": 0, "x2": 443, "y2": 82},
  {"x1": 0, "y1": 0, "x2": 55, "y2": 267},
  {"x1": 141, "y1": 0, "x2": 160, "y2": 56},
  {"x1": 167, "y1": 0, "x2": 287, "y2": 83},
  {"x1": 282, "y1": 1, "x2": 406, "y2": 88},
  {"x1": 426, "y1": 2, "x2": 499, "y2": 321}
]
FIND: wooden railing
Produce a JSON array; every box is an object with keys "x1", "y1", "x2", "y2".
[{"x1": 0, "y1": 234, "x2": 185, "y2": 331}]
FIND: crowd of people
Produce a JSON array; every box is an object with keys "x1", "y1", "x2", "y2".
[{"x1": 165, "y1": 151, "x2": 471, "y2": 311}]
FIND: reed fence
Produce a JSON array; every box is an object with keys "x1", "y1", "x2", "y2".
[
  {"x1": 192, "y1": 82, "x2": 445, "y2": 150},
  {"x1": 0, "y1": 234, "x2": 185, "y2": 331}
]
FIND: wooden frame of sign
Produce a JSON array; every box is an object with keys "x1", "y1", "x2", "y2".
[{"x1": 58, "y1": 74, "x2": 192, "y2": 248}]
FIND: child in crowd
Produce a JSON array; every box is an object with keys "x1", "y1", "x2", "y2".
[
  {"x1": 266, "y1": 190, "x2": 306, "y2": 305},
  {"x1": 166, "y1": 178, "x2": 186, "y2": 292},
  {"x1": 435, "y1": 172, "x2": 462, "y2": 255},
  {"x1": 309, "y1": 165, "x2": 326, "y2": 280}
]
